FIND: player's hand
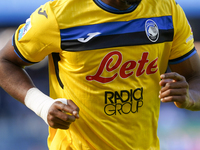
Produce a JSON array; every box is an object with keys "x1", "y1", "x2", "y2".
[
  {"x1": 47, "y1": 99, "x2": 79, "y2": 129},
  {"x1": 159, "y1": 72, "x2": 193, "y2": 109}
]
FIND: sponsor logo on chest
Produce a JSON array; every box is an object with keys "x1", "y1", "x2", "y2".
[
  {"x1": 104, "y1": 88, "x2": 144, "y2": 116},
  {"x1": 86, "y1": 51, "x2": 158, "y2": 83}
]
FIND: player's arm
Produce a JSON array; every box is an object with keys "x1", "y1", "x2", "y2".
[
  {"x1": 0, "y1": 37, "x2": 79, "y2": 129},
  {"x1": 0, "y1": 37, "x2": 33, "y2": 101},
  {"x1": 159, "y1": 52, "x2": 200, "y2": 110}
]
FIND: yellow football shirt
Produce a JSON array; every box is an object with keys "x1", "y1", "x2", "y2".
[{"x1": 13, "y1": 0, "x2": 195, "y2": 149}]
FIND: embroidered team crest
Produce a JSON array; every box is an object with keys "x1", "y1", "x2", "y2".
[{"x1": 145, "y1": 19, "x2": 159, "y2": 42}]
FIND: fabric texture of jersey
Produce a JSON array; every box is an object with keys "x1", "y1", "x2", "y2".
[{"x1": 13, "y1": 0, "x2": 195, "y2": 149}]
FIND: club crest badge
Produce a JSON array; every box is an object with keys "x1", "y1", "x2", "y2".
[{"x1": 145, "y1": 19, "x2": 159, "y2": 42}]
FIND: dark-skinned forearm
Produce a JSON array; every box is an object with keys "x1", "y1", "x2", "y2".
[{"x1": 0, "y1": 59, "x2": 34, "y2": 104}]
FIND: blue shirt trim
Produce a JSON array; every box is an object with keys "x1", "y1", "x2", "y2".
[
  {"x1": 168, "y1": 48, "x2": 196, "y2": 65},
  {"x1": 93, "y1": 0, "x2": 139, "y2": 14},
  {"x1": 60, "y1": 16, "x2": 173, "y2": 41},
  {"x1": 98, "y1": 0, "x2": 135, "y2": 12}
]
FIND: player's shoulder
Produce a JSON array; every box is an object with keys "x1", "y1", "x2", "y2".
[
  {"x1": 49, "y1": 0, "x2": 67, "y2": 7},
  {"x1": 46, "y1": 0, "x2": 81, "y2": 18},
  {"x1": 30, "y1": 0, "x2": 69, "y2": 22},
  {"x1": 48, "y1": 0, "x2": 77, "y2": 10},
  {"x1": 151, "y1": 0, "x2": 177, "y2": 6},
  {"x1": 145, "y1": 0, "x2": 177, "y2": 9},
  {"x1": 143, "y1": 0, "x2": 176, "y2": 16}
]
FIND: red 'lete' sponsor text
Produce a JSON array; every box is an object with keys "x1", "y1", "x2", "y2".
[{"x1": 86, "y1": 51, "x2": 158, "y2": 83}]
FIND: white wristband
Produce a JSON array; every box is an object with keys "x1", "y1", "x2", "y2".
[{"x1": 24, "y1": 87, "x2": 68, "y2": 125}]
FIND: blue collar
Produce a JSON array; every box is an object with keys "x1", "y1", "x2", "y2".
[{"x1": 93, "y1": 0, "x2": 139, "y2": 14}]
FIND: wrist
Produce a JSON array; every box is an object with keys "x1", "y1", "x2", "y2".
[{"x1": 24, "y1": 87, "x2": 68, "y2": 125}]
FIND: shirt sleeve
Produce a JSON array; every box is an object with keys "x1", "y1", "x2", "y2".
[
  {"x1": 13, "y1": 1, "x2": 61, "y2": 63},
  {"x1": 169, "y1": 0, "x2": 196, "y2": 65}
]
